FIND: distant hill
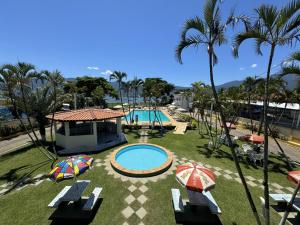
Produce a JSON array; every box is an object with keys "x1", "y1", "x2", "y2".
[{"x1": 216, "y1": 74, "x2": 300, "y2": 90}]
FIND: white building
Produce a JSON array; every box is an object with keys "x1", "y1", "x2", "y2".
[
  {"x1": 47, "y1": 108, "x2": 126, "y2": 155},
  {"x1": 173, "y1": 92, "x2": 193, "y2": 110}
]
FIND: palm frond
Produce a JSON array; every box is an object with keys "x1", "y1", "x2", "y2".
[
  {"x1": 204, "y1": 0, "x2": 218, "y2": 27},
  {"x1": 181, "y1": 17, "x2": 206, "y2": 40},
  {"x1": 281, "y1": 65, "x2": 300, "y2": 76},
  {"x1": 277, "y1": 0, "x2": 300, "y2": 30},
  {"x1": 232, "y1": 29, "x2": 268, "y2": 58},
  {"x1": 255, "y1": 4, "x2": 278, "y2": 33},
  {"x1": 175, "y1": 35, "x2": 206, "y2": 64}
]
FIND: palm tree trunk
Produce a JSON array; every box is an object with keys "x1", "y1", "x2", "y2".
[
  {"x1": 248, "y1": 95, "x2": 254, "y2": 134},
  {"x1": 262, "y1": 44, "x2": 276, "y2": 225},
  {"x1": 119, "y1": 82, "x2": 128, "y2": 124},
  {"x1": 8, "y1": 90, "x2": 54, "y2": 160},
  {"x1": 208, "y1": 46, "x2": 262, "y2": 225},
  {"x1": 20, "y1": 84, "x2": 55, "y2": 160},
  {"x1": 50, "y1": 86, "x2": 58, "y2": 159}
]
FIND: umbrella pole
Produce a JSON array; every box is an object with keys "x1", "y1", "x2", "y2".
[{"x1": 279, "y1": 181, "x2": 300, "y2": 225}]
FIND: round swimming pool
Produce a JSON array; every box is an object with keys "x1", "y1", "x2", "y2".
[{"x1": 110, "y1": 144, "x2": 173, "y2": 177}]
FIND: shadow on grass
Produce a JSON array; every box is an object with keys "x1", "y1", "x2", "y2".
[
  {"x1": 49, "y1": 198, "x2": 103, "y2": 225},
  {"x1": 0, "y1": 158, "x2": 51, "y2": 195}
]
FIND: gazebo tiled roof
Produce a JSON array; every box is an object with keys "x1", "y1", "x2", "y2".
[{"x1": 46, "y1": 108, "x2": 125, "y2": 122}]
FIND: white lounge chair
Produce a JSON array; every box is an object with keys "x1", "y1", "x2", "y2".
[
  {"x1": 171, "y1": 188, "x2": 184, "y2": 213},
  {"x1": 83, "y1": 187, "x2": 102, "y2": 211},
  {"x1": 48, "y1": 186, "x2": 71, "y2": 208}
]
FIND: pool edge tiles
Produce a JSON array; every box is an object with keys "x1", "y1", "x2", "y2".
[{"x1": 110, "y1": 143, "x2": 173, "y2": 177}]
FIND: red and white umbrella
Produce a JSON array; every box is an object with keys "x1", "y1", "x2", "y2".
[
  {"x1": 176, "y1": 162, "x2": 216, "y2": 192},
  {"x1": 249, "y1": 134, "x2": 264, "y2": 144},
  {"x1": 288, "y1": 170, "x2": 300, "y2": 184}
]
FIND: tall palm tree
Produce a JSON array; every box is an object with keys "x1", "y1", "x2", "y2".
[
  {"x1": 130, "y1": 77, "x2": 144, "y2": 123},
  {"x1": 175, "y1": 1, "x2": 261, "y2": 224},
  {"x1": 0, "y1": 65, "x2": 54, "y2": 161},
  {"x1": 41, "y1": 70, "x2": 64, "y2": 158},
  {"x1": 241, "y1": 76, "x2": 263, "y2": 133},
  {"x1": 4, "y1": 63, "x2": 56, "y2": 158},
  {"x1": 233, "y1": 1, "x2": 300, "y2": 224},
  {"x1": 110, "y1": 71, "x2": 128, "y2": 124}
]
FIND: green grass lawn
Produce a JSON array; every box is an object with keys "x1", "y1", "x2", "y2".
[{"x1": 0, "y1": 129, "x2": 295, "y2": 225}]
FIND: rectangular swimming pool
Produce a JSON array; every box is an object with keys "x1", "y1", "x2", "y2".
[{"x1": 124, "y1": 110, "x2": 170, "y2": 122}]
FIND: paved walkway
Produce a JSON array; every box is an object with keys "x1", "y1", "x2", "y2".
[
  {"x1": 0, "y1": 128, "x2": 51, "y2": 156},
  {"x1": 173, "y1": 122, "x2": 188, "y2": 135}
]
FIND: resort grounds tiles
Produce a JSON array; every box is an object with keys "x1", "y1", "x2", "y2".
[
  {"x1": 135, "y1": 207, "x2": 147, "y2": 219},
  {"x1": 246, "y1": 180, "x2": 258, "y2": 187},
  {"x1": 139, "y1": 185, "x2": 148, "y2": 193},
  {"x1": 223, "y1": 174, "x2": 233, "y2": 180},
  {"x1": 128, "y1": 185, "x2": 137, "y2": 193},
  {"x1": 271, "y1": 183, "x2": 284, "y2": 189},
  {"x1": 125, "y1": 194, "x2": 136, "y2": 204},
  {"x1": 136, "y1": 195, "x2": 148, "y2": 204},
  {"x1": 122, "y1": 206, "x2": 135, "y2": 218}
]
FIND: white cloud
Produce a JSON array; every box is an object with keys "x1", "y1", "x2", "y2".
[
  {"x1": 100, "y1": 70, "x2": 113, "y2": 76},
  {"x1": 239, "y1": 67, "x2": 245, "y2": 71},
  {"x1": 251, "y1": 64, "x2": 257, "y2": 68},
  {"x1": 87, "y1": 66, "x2": 99, "y2": 71}
]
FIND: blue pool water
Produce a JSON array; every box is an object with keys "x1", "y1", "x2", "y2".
[
  {"x1": 124, "y1": 110, "x2": 170, "y2": 122},
  {"x1": 115, "y1": 144, "x2": 168, "y2": 170}
]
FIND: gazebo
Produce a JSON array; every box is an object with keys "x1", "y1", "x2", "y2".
[{"x1": 47, "y1": 108, "x2": 126, "y2": 155}]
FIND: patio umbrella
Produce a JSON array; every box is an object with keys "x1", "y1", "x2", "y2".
[
  {"x1": 49, "y1": 155, "x2": 94, "y2": 181},
  {"x1": 176, "y1": 108, "x2": 187, "y2": 112},
  {"x1": 279, "y1": 170, "x2": 300, "y2": 225},
  {"x1": 249, "y1": 134, "x2": 264, "y2": 144},
  {"x1": 176, "y1": 162, "x2": 216, "y2": 192},
  {"x1": 221, "y1": 122, "x2": 236, "y2": 129},
  {"x1": 168, "y1": 105, "x2": 176, "y2": 109},
  {"x1": 113, "y1": 105, "x2": 122, "y2": 109}
]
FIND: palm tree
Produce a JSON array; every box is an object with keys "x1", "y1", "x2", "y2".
[
  {"x1": 0, "y1": 65, "x2": 55, "y2": 161},
  {"x1": 110, "y1": 71, "x2": 128, "y2": 124},
  {"x1": 175, "y1": 1, "x2": 261, "y2": 224},
  {"x1": 281, "y1": 52, "x2": 300, "y2": 76},
  {"x1": 41, "y1": 70, "x2": 64, "y2": 158},
  {"x1": 233, "y1": 1, "x2": 300, "y2": 224},
  {"x1": 241, "y1": 76, "x2": 263, "y2": 133},
  {"x1": 4, "y1": 63, "x2": 56, "y2": 156},
  {"x1": 130, "y1": 77, "x2": 144, "y2": 123}
]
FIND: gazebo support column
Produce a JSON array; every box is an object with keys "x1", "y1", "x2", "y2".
[
  {"x1": 93, "y1": 121, "x2": 97, "y2": 146},
  {"x1": 116, "y1": 118, "x2": 122, "y2": 135},
  {"x1": 65, "y1": 122, "x2": 70, "y2": 136}
]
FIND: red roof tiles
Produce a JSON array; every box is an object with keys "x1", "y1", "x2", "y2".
[{"x1": 46, "y1": 108, "x2": 125, "y2": 121}]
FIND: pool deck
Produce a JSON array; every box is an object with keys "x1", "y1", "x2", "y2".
[{"x1": 120, "y1": 108, "x2": 188, "y2": 134}]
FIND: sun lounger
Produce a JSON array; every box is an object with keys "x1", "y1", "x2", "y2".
[
  {"x1": 202, "y1": 191, "x2": 222, "y2": 215},
  {"x1": 48, "y1": 186, "x2": 71, "y2": 208},
  {"x1": 83, "y1": 187, "x2": 102, "y2": 211},
  {"x1": 171, "y1": 188, "x2": 184, "y2": 213}
]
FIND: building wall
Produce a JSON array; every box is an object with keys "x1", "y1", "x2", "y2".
[
  {"x1": 56, "y1": 133, "x2": 96, "y2": 149},
  {"x1": 173, "y1": 94, "x2": 192, "y2": 110}
]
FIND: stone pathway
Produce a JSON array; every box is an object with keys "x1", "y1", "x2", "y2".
[
  {"x1": 138, "y1": 128, "x2": 149, "y2": 143},
  {"x1": 173, "y1": 122, "x2": 188, "y2": 135}
]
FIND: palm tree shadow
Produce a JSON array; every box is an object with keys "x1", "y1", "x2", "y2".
[{"x1": 0, "y1": 159, "x2": 51, "y2": 195}]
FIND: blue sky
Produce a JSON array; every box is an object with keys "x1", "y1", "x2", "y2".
[{"x1": 0, "y1": 0, "x2": 296, "y2": 86}]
